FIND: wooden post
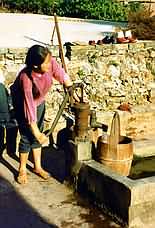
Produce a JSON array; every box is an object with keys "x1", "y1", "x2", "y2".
[
  {"x1": 46, "y1": 14, "x2": 70, "y2": 137},
  {"x1": 53, "y1": 13, "x2": 68, "y2": 73}
]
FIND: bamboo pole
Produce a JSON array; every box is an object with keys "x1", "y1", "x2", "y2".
[
  {"x1": 46, "y1": 14, "x2": 69, "y2": 137},
  {"x1": 54, "y1": 13, "x2": 68, "y2": 73}
]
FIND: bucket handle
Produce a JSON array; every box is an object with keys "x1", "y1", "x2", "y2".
[{"x1": 108, "y1": 111, "x2": 121, "y2": 157}]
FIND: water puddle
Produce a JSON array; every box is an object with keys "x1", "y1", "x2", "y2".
[
  {"x1": 129, "y1": 155, "x2": 155, "y2": 179},
  {"x1": 60, "y1": 192, "x2": 122, "y2": 228}
]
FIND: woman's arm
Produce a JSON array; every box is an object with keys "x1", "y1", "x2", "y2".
[
  {"x1": 63, "y1": 78, "x2": 72, "y2": 87},
  {"x1": 51, "y1": 57, "x2": 80, "y2": 102}
]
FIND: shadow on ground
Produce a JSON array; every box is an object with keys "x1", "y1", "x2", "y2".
[
  {"x1": 0, "y1": 131, "x2": 122, "y2": 228},
  {"x1": 41, "y1": 145, "x2": 67, "y2": 183},
  {"x1": 0, "y1": 176, "x2": 58, "y2": 228},
  {"x1": 41, "y1": 126, "x2": 75, "y2": 183}
]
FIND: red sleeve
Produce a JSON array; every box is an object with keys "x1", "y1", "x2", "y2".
[{"x1": 20, "y1": 73, "x2": 37, "y2": 124}]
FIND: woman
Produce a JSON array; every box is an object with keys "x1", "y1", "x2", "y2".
[{"x1": 11, "y1": 44, "x2": 77, "y2": 184}]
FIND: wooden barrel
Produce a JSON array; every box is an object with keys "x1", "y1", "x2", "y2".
[{"x1": 96, "y1": 135, "x2": 133, "y2": 176}]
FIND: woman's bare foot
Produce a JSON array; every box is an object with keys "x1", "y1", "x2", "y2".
[
  {"x1": 33, "y1": 168, "x2": 50, "y2": 180},
  {"x1": 17, "y1": 171, "x2": 28, "y2": 184}
]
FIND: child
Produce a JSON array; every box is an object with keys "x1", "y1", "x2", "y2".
[{"x1": 0, "y1": 68, "x2": 18, "y2": 157}]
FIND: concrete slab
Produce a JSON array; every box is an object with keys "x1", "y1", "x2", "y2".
[
  {"x1": 133, "y1": 138, "x2": 155, "y2": 157},
  {"x1": 77, "y1": 160, "x2": 155, "y2": 227}
]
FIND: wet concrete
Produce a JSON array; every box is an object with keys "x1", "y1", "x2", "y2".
[{"x1": 0, "y1": 146, "x2": 122, "y2": 228}]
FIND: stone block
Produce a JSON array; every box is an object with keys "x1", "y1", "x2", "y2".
[
  {"x1": 113, "y1": 43, "x2": 128, "y2": 53},
  {"x1": 75, "y1": 137, "x2": 92, "y2": 161},
  {"x1": 8, "y1": 48, "x2": 27, "y2": 54},
  {"x1": 0, "y1": 48, "x2": 8, "y2": 54},
  {"x1": 14, "y1": 59, "x2": 24, "y2": 64},
  {"x1": 144, "y1": 41, "x2": 155, "y2": 49},
  {"x1": 5, "y1": 54, "x2": 14, "y2": 60},
  {"x1": 128, "y1": 42, "x2": 145, "y2": 51},
  {"x1": 77, "y1": 160, "x2": 155, "y2": 227},
  {"x1": 0, "y1": 55, "x2": 5, "y2": 61}
]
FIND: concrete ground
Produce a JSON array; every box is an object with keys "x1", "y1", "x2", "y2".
[
  {"x1": 0, "y1": 13, "x2": 126, "y2": 47},
  {"x1": 0, "y1": 146, "x2": 121, "y2": 228}
]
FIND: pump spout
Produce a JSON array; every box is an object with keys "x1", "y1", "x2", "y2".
[{"x1": 90, "y1": 110, "x2": 108, "y2": 132}]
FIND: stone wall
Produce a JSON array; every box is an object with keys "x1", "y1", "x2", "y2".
[
  {"x1": 0, "y1": 46, "x2": 59, "y2": 86},
  {"x1": 1, "y1": 41, "x2": 155, "y2": 137},
  {"x1": 66, "y1": 41, "x2": 155, "y2": 111},
  {"x1": 1, "y1": 42, "x2": 155, "y2": 112}
]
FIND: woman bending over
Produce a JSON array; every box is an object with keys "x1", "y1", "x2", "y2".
[{"x1": 11, "y1": 44, "x2": 78, "y2": 184}]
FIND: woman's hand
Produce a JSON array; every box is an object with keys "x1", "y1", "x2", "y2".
[
  {"x1": 64, "y1": 79, "x2": 89, "y2": 103},
  {"x1": 37, "y1": 133, "x2": 48, "y2": 145},
  {"x1": 82, "y1": 90, "x2": 89, "y2": 103},
  {"x1": 73, "y1": 90, "x2": 80, "y2": 103},
  {"x1": 73, "y1": 88, "x2": 89, "y2": 103},
  {"x1": 29, "y1": 122, "x2": 48, "y2": 145}
]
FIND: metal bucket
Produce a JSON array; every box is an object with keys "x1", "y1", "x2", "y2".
[{"x1": 96, "y1": 135, "x2": 133, "y2": 176}]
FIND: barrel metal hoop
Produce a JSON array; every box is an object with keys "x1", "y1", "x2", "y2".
[{"x1": 102, "y1": 157, "x2": 133, "y2": 162}]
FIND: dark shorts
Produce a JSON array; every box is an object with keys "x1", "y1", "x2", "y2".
[{"x1": 18, "y1": 102, "x2": 45, "y2": 153}]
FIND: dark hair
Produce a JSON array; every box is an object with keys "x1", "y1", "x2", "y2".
[
  {"x1": 25, "y1": 45, "x2": 50, "y2": 69},
  {"x1": 25, "y1": 45, "x2": 51, "y2": 98}
]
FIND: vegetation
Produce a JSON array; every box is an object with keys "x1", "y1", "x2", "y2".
[
  {"x1": 0, "y1": 0, "x2": 142, "y2": 22},
  {"x1": 128, "y1": 6, "x2": 155, "y2": 40}
]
